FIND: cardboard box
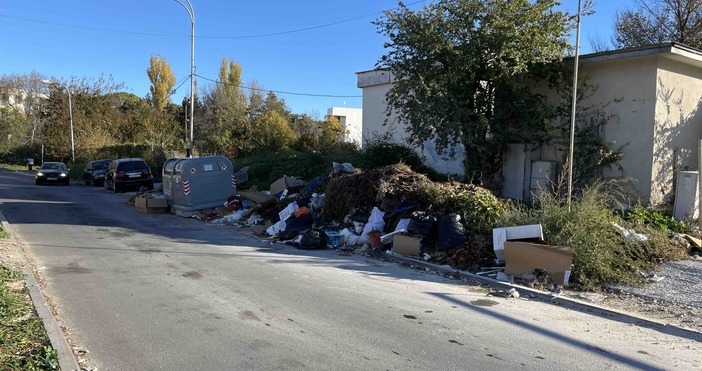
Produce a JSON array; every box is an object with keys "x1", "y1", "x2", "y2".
[
  {"x1": 392, "y1": 234, "x2": 422, "y2": 256},
  {"x1": 493, "y1": 224, "x2": 544, "y2": 261},
  {"x1": 504, "y1": 241, "x2": 573, "y2": 285},
  {"x1": 135, "y1": 197, "x2": 169, "y2": 214},
  {"x1": 270, "y1": 176, "x2": 306, "y2": 196}
]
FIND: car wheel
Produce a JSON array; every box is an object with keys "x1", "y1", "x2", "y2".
[
  {"x1": 83, "y1": 176, "x2": 90, "y2": 186},
  {"x1": 113, "y1": 182, "x2": 121, "y2": 193},
  {"x1": 35, "y1": 180, "x2": 41, "y2": 185},
  {"x1": 64, "y1": 179, "x2": 70, "y2": 186}
]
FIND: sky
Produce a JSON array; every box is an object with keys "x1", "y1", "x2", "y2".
[{"x1": 1, "y1": 1, "x2": 634, "y2": 116}]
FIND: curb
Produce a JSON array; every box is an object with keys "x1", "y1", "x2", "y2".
[
  {"x1": 0, "y1": 210, "x2": 81, "y2": 371},
  {"x1": 384, "y1": 251, "x2": 702, "y2": 340}
]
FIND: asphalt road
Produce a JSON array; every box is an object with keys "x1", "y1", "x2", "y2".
[{"x1": 0, "y1": 169, "x2": 699, "y2": 370}]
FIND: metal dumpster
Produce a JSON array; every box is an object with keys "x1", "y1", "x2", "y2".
[{"x1": 162, "y1": 156, "x2": 237, "y2": 216}]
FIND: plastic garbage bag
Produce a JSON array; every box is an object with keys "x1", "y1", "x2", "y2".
[
  {"x1": 407, "y1": 211, "x2": 437, "y2": 236},
  {"x1": 297, "y1": 229, "x2": 329, "y2": 250},
  {"x1": 359, "y1": 207, "x2": 385, "y2": 244},
  {"x1": 436, "y1": 213, "x2": 468, "y2": 250},
  {"x1": 279, "y1": 213, "x2": 314, "y2": 240},
  {"x1": 332, "y1": 162, "x2": 356, "y2": 174},
  {"x1": 340, "y1": 228, "x2": 361, "y2": 246}
]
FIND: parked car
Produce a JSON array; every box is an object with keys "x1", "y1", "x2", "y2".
[
  {"x1": 83, "y1": 159, "x2": 111, "y2": 186},
  {"x1": 104, "y1": 158, "x2": 154, "y2": 193},
  {"x1": 35, "y1": 162, "x2": 70, "y2": 186}
]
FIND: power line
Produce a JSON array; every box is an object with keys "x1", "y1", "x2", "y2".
[
  {"x1": 171, "y1": 74, "x2": 191, "y2": 95},
  {"x1": 0, "y1": 1, "x2": 426, "y2": 40},
  {"x1": 195, "y1": 74, "x2": 361, "y2": 98}
]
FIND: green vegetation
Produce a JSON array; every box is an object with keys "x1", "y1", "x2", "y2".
[
  {"x1": 623, "y1": 205, "x2": 690, "y2": 234},
  {"x1": 0, "y1": 228, "x2": 7, "y2": 239},
  {"x1": 233, "y1": 139, "x2": 445, "y2": 191},
  {"x1": 0, "y1": 266, "x2": 58, "y2": 370},
  {"x1": 501, "y1": 183, "x2": 687, "y2": 289},
  {"x1": 0, "y1": 163, "x2": 27, "y2": 171}
]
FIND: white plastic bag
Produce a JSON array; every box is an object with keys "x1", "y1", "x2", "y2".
[{"x1": 359, "y1": 207, "x2": 385, "y2": 244}]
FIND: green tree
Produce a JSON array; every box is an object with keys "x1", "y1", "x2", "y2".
[
  {"x1": 41, "y1": 75, "x2": 125, "y2": 158},
  {"x1": 613, "y1": 0, "x2": 702, "y2": 49},
  {"x1": 147, "y1": 55, "x2": 176, "y2": 111},
  {"x1": 319, "y1": 114, "x2": 344, "y2": 149},
  {"x1": 374, "y1": 0, "x2": 576, "y2": 186},
  {"x1": 252, "y1": 110, "x2": 296, "y2": 151},
  {"x1": 200, "y1": 58, "x2": 250, "y2": 156}
]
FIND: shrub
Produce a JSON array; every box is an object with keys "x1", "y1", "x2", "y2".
[
  {"x1": 359, "y1": 139, "x2": 447, "y2": 181},
  {"x1": 623, "y1": 205, "x2": 690, "y2": 234},
  {"x1": 500, "y1": 182, "x2": 686, "y2": 289}
]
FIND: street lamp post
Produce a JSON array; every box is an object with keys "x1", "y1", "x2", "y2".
[
  {"x1": 174, "y1": 0, "x2": 195, "y2": 158},
  {"x1": 42, "y1": 79, "x2": 75, "y2": 163},
  {"x1": 567, "y1": 0, "x2": 583, "y2": 211}
]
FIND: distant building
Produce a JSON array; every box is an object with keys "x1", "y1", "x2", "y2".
[{"x1": 327, "y1": 107, "x2": 362, "y2": 146}]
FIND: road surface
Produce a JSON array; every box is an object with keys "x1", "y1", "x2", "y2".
[{"x1": 0, "y1": 169, "x2": 698, "y2": 370}]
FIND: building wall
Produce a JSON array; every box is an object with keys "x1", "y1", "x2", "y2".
[
  {"x1": 577, "y1": 55, "x2": 659, "y2": 202},
  {"x1": 357, "y1": 70, "x2": 403, "y2": 143},
  {"x1": 327, "y1": 107, "x2": 363, "y2": 146},
  {"x1": 357, "y1": 70, "x2": 465, "y2": 177},
  {"x1": 652, "y1": 56, "x2": 702, "y2": 204}
]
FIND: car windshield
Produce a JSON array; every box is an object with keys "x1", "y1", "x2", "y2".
[
  {"x1": 118, "y1": 161, "x2": 148, "y2": 172},
  {"x1": 93, "y1": 161, "x2": 110, "y2": 170},
  {"x1": 41, "y1": 163, "x2": 66, "y2": 171}
]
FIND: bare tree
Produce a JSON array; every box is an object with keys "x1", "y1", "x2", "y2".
[{"x1": 613, "y1": 0, "x2": 702, "y2": 49}]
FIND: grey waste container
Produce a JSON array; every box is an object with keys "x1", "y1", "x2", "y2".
[{"x1": 162, "y1": 156, "x2": 237, "y2": 216}]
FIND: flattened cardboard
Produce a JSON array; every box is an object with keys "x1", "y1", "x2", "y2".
[
  {"x1": 392, "y1": 234, "x2": 422, "y2": 256},
  {"x1": 504, "y1": 241, "x2": 573, "y2": 285},
  {"x1": 270, "y1": 176, "x2": 306, "y2": 196},
  {"x1": 239, "y1": 190, "x2": 275, "y2": 204}
]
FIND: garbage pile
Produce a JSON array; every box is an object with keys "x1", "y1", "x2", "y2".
[{"x1": 179, "y1": 162, "x2": 579, "y2": 289}]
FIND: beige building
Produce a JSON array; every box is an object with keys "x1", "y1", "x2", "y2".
[{"x1": 358, "y1": 43, "x2": 702, "y2": 205}]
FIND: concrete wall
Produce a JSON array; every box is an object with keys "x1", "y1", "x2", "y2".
[{"x1": 327, "y1": 107, "x2": 363, "y2": 146}]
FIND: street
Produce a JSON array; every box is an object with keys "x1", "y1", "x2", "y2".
[{"x1": 0, "y1": 169, "x2": 699, "y2": 370}]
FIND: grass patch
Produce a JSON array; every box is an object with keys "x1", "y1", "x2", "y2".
[
  {"x1": 0, "y1": 228, "x2": 8, "y2": 239},
  {"x1": 0, "y1": 266, "x2": 58, "y2": 370},
  {"x1": 0, "y1": 163, "x2": 28, "y2": 171}
]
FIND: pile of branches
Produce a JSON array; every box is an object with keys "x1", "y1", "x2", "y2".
[{"x1": 322, "y1": 163, "x2": 441, "y2": 221}]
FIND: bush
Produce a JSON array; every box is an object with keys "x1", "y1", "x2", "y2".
[
  {"x1": 234, "y1": 144, "x2": 363, "y2": 190},
  {"x1": 359, "y1": 139, "x2": 447, "y2": 181},
  {"x1": 623, "y1": 205, "x2": 690, "y2": 234},
  {"x1": 500, "y1": 182, "x2": 687, "y2": 289}
]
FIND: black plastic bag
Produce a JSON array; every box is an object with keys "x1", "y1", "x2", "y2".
[
  {"x1": 279, "y1": 214, "x2": 313, "y2": 240},
  {"x1": 298, "y1": 229, "x2": 329, "y2": 250},
  {"x1": 436, "y1": 214, "x2": 468, "y2": 250},
  {"x1": 407, "y1": 211, "x2": 437, "y2": 236}
]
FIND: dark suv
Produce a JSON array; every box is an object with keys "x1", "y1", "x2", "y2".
[
  {"x1": 104, "y1": 158, "x2": 154, "y2": 193},
  {"x1": 83, "y1": 159, "x2": 111, "y2": 186}
]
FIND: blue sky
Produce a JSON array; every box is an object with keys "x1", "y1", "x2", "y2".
[{"x1": 1, "y1": 1, "x2": 633, "y2": 116}]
